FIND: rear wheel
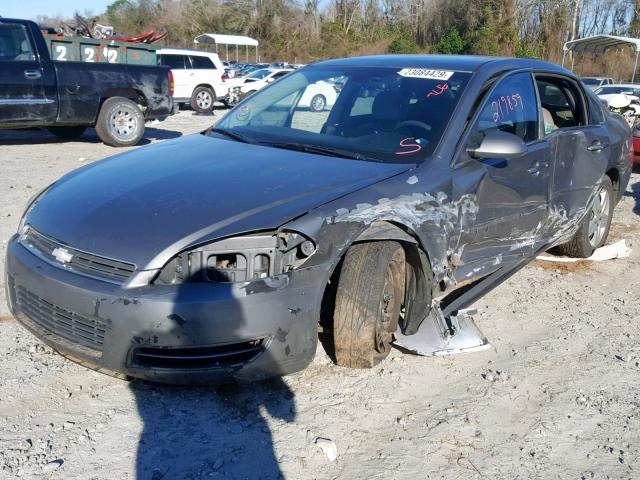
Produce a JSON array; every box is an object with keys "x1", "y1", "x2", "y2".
[
  {"x1": 310, "y1": 94, "x2": 326, "y2": 112},
  {"x1": 557, "y1": 176, "x2": 614, "y2": 258},
  {"x1": 95, "y1": 97, "x2": 145, "y2": 147},
  {"x1": 190, "y1": 86, "x2": 215, "y2": 114},
  {"x1": 47, "y1": 126, "x2": 87, "y2": 139},
  {"x1": 333, "y1": 241, "x2": 405, "y2": 368}
]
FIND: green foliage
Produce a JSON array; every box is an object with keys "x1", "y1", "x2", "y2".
[
  {"x1": 388, "y1": 33, "x2": 420, "y2": 54},
  {"x1": 433, "y1": 28, "x2": 467, "y2": 54}
]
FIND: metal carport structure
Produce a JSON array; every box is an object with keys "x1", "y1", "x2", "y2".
[
  {"x1": 562, "y1": 34, "x2": 640, "y2": 82},
  {"x1": 194, "y1": 33, "x2": 259, "y2": 63}
]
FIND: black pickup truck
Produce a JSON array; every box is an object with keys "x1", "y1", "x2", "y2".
[{"x1": 0, "y1": 18, "x2": 173, "y2": 147}]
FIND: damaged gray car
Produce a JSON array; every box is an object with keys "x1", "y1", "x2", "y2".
[{"x1": 5, "y1": 55, "x2": 632, "y2": 384}]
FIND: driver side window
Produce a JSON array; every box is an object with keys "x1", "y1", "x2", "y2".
[{"x1": 472, "y1": 72, "x2": 539, "y2": 144}]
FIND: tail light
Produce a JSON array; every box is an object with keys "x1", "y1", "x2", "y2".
[
  {"x1": 221, "y1": 71, "x2": 228, "y2": 82},
  {"x1": 169, "y1": 70, "x2": 174, "y2": 97}
]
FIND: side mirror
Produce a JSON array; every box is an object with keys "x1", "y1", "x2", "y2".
[
  {"x1": 467, "y1": 130, "x2": 528, "y2": 159},
  {"x1": 266, "y1": 77, "x2": 275, "y2": 83}
]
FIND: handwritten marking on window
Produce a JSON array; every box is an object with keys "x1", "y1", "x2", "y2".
[
  {"x1": 492, "y1": 93, "x2": 523, "y2": 123},
  {"x1": 395, "y1": 138, "x2": 422, "y2": 155},
  {"x1": 427, "y1": 83, "x2": 449, "y2": 98}
]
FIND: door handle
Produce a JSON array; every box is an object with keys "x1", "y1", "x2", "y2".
[
  {"x1": 587, "y1": 141, "x2": 608, "y2": 151},
  {"x1": 24, "y1": 69, "x2": 41, "y2": 80}
]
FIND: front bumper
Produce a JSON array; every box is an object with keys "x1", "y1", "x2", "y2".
[{"x1": 5, "y1": 236, "x2": 325, "y2": 384}]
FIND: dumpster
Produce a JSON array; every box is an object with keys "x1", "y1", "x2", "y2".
[{"x1": 43, "y1": 34, "x2": 158, "y2": 65}]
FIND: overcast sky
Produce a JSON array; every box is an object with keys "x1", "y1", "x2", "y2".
[{"x1": 1, "y1": 0, "x2": 113, "y2": 20}]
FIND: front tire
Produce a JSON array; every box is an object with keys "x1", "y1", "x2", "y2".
[
  {"x1": 557, "y1": 176, "x2": 614, "y2": 258},
  {"x1": 47, "y1": 126, "x2": 87, "y2": 139},
  {"x1": 333, "y1": 241, "x2": 406, "y2": 368},
  {"x1": 95, "y1": 97, "x2": 145, "y2": 147},
  {"x1": 190, "y1": 86, "x2": 215, "y2": 114}
]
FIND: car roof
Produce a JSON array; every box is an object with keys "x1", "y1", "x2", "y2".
[
  {"x1": 311, "y1": 54, "x2": 567, "y2": 74},
  {"x1": 157, "y1": 48, "x2": 219, "y2": 58}
]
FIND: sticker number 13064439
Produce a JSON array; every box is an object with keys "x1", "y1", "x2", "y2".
[{"x1": 398, "y1": 69, "x2": 455, "y2": 80}]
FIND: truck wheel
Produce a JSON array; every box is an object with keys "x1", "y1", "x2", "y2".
[
  {"x1": 309, "y1": 94, "x2": 326, "y2": 112},
  {"x1": 333, "y1": 241, "x2": 405, "y2": 368},
  {"x1": 47, "y1": 126, "x2": 87, "y2": 139},
  {"x1": 190, "y1": 86, "x2": 215, "y2": 114},
  {"x1": 96, "y1": 97, "x2": 145, "y2": 147},
  {"x1": 556, "y1": 176, "x2": 614, "y2": 258}
]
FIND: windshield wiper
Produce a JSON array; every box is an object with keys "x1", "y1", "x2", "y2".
[
  {"x1": 262, "y1": 142, "x2": 379, "y2": 162},
  {"x1": 209, "y1": 127, "x2": 252, "y2": 144}
]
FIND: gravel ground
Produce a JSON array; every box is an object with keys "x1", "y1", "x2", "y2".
[{"x1": 1, "y1": 110, "x2": 639, "y2": 480}]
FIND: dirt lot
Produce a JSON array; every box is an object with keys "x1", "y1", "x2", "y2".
[{"x1": 1, "y1": 110, "x2": 639, "y2": 480}]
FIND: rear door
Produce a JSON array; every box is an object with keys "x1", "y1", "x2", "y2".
[
  {"x1": 0, "y1": 20, "x2": 56, "y2": 124},
  {"x1": 190, "y1": 54, "x2": 220, "y2": 96},
  {"x1": 534, "y1": 74, "x2": 609, "y2": 240},
  {"x1": 453, "y1": 71, "x2": 551, "y2": 275},
  {"x1": 159, "y1": 54, "x2": 189, "y2": 99}
]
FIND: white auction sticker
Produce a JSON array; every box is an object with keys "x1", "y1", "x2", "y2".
[{"x1": 397, "y1": 69, "x2": 454, "y2": 80}]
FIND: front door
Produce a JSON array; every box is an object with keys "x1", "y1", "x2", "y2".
[
  {"x1": 452, "y1": 71, "x2": 551, "y2": 278},
  {"x1": 0, "y1": 21, "x2": 56, "y2": 124}
]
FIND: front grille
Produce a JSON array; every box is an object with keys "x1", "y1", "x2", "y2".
[
  {"x1": 21, "y1": 227, "x2": 136, "y2": 283},
  {"x1": 131, "y1": 339, "x2": 266, "y2": 369},
  {"x1": 16, "y1": 286, "x2": 107, "y2": 351}
]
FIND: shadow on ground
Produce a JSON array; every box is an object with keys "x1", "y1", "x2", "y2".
[
  {"x1": 132, "y1": 379, "x2": 295, "y2": 479},
  {"x1": 623, "y1": 168, "x2": 640, "y2": 216},
  {"x1": 0, "y1": 127, "x2": 182, "y2": 146}
]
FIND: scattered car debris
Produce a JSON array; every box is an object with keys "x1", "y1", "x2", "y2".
[
  {"x1": 536, "y1": 239, "x2": 632, "y2": 263},
  {"x1": 315, "y1": 437, "x2": 338, "y2": 462}
]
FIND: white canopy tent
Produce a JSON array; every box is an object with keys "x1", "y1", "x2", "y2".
[
  {"x1": 562, "y1": 34, "x2": 640, "y2": 82},
  {"x1": 194, "y1": 33, "x2": 259, "y2": 63}
]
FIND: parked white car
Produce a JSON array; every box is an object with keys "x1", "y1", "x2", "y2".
[
  {"x1": 157, "y1": 48, "x2": 227, "y2": 113},
  {"x1": 240, "y1": 68, "x2": 293, "y2": 95},
  {"x1": 581, "y1": 76, "x2": 615, "y2": 91},
  {"x1": 594, "y1": 84, "x2": 640, "y2": 125},
  {"x1": 298, "y1": 80, "x2": 339, "y2": 111}
]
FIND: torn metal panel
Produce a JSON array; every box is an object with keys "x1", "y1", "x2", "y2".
[{"x1": 394, "y1": 305, "x2": 489, "y2": 356}]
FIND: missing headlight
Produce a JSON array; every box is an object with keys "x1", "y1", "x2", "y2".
[{"x1": 154, "y1": 231, "x2": 316, "y2": 285}]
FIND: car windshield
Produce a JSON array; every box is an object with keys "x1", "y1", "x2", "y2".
[
  {"x1": 581, "y1": 78, "x2": 600, "y2": 86},
  {"x1": 212, "y1": 65, "x2": 471, "y2": 163},
  {"x1": 247, "y1": 69, "x2": 272, "y2": 80},
  {"x1": 595, "y1": 86, "x2": 640, "y2": 96}
]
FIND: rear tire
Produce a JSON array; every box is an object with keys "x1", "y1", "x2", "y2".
[
  {"x1": 47, "y1": 126, "x2": 87, "y2": 139},
  {"x1": 95, "y1": 97, "x2": 145, "y2": 147},
  {"x1": 333, "y1": 241, "x2": 405, "y2": 368},
  {"x1": 309, "y1": 94, "x2": 326, "y2": 112},
  {"x1": 190, "y1": 86, "x2": 215, "y2": 114},
  {"x1": 556, "y1": 176, "x2": 614, "y2": 258}
]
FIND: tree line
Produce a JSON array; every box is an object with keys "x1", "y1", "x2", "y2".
[{"x1": 36, "y1": 0, "x2": 640, "y2": 78}]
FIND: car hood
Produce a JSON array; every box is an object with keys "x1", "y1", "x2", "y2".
[{"x1": 26, "y1": 134, "x2": 410, "y2": 269}]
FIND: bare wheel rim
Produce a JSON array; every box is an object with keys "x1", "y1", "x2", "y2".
[
  {"x1": 588, "y1": 186, "x2": 610, "y2": 248},
  {"x1": 375, "y1": 249, "x2": 404, "y2": 353},
  {"x1": 311, "y1": 95, "x2": 325, "y2": 111},
  {"x1": 109, "y1": 106, "x2": 138, "y2": 140},
  {"x1": 196, "y1": 90, "x2": 213, "y2": 109}
]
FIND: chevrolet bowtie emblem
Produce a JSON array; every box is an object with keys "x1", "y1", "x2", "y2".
[{"x1": 52, "y1": 247, "x2": 74, "y2": 264}]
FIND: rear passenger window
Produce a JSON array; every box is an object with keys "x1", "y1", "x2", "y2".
[
  {"x1": 536, "y1": 76, "x2": 586, "y2": 133},
  {"x1": 190, "y1": 55, "x2": 215, "y2": 69},
  {"x1": 473, "y1": 72, "x2": 539, "y2": 143},
  {"x1": 0, "y1": 23, "x2": 35, "y2": 62},
  {"x1": 160, "y1": 54, "x2": 186, "y2": 69}
]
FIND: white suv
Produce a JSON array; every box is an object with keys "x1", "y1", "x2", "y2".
[{"x1": 158, "y1": 48, "x2": 227, "y2": 113}]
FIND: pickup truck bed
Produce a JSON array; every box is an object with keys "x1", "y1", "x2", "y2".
[{"x1": 0, "y1": 18, "x2": 173, "y2": 147}]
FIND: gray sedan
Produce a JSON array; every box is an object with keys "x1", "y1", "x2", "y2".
[{"x1": 5, "y1": 55, "x2": 632, "y2": 383}]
